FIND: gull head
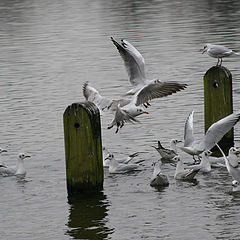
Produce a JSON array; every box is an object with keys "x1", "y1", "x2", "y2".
[
  {"x1": 229, "y1": 147, "x2": 240, "y2": 157},
  {"x1": 19, "y1": 153, "x2": 31, "y2": 160},
  {"x1": 170, "y1": 139, "x2": 182, "y2": 145},
  {"x1": 172, "y1": 155, "x2": 180, "y2": 162},
  {"x1": 0, "y1": 148, "x2": 7, "y2": 154},
  {"x1": 137, "y1": 106, "x2": 148, "y2": 115},
  {"x1": 201, "y1": 44, "x2": 209, "y2": 54},
  {"x1": 105, "y1": 154, "x2": 114, "y2": 161},
  {"x1": 232, "y1": 180, "x2": 239, "y2": 187},
  {"x1": 203, "y1": 150, "x2": 212, "y2": 157}
]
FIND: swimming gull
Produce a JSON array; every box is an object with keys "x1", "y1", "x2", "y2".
[
  {"x1": 0, "y1": 153, "x2": 30, "y2": 177},
  {"x1": 201, "y1": 43, "x2": 240, "y2": 66},
  {"x1": 105, "y1": 154, "x2": 139, "y2": 173},
  {"x1": 150, "y1": 161, "x2": 169, "y2": 187},
  {"x1": 103, "y1": 148, "x2": 139, "y2": 168},
  {"x1": 179, "y1": 110, "x2": 240, "y2": 160},
  {"x1": 152, "y1": 139, "x2": 181, "y2": 162},
  {"x1": 173, "y1": 155, "x2": 200, "y2": 181},
  {"x1": 184, "y1": 150, "x2": 212, "y2": 173}
]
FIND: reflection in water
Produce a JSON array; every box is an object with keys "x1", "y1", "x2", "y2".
[{"x1": 66, "y1": 191, "x2": 113, "y2": 240}]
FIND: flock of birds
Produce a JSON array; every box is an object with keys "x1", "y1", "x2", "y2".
[
  {"x1": 1, "y1": 39, "x2": 239, "y2": 186},
  {"x1": 82, "y1": 37, "x2": 240, "y2": 191}
]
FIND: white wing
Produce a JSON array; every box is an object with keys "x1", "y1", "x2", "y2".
[
  {"x1": 133, "y1": 80, "x2": 187, "y2": 106},
  {"x1": 184, "y1": 111, "x2": 195, "y2": 147},
  {"x1": 83, "y1": 82, "x2": 112, "y2": 110},
  {"x1": 111, "y1": 37, "x2": 146, "y2": 87},
  {"x1": 199, "y1": 111, "x2": 240, "y2": 151}
]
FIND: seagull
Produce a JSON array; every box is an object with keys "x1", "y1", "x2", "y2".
[
  {"x1": 105, "y1": 154, "x2": 139, "y2": 173},
  {"x1": 83, "y1": 82, "x2": 130, "y2": 113},
  {"x1": 232, "y1": 180, "x2": 240, "y2": 192},
  {"x1": 0, "y1": 148, "x2": 7, "y2": 166},
  {"x1": 111, "y1": 37, "x2": 187, "y2": 96},
  {"x1": 201, "y1": 43, "x2": 240, "y2": 66},
  {"x1": 107, "y1": 79, "x2": 187, "y2": 133},
  {"x1": 152, "y1": 139, "x2": 181, "y2": 162},
  {"x1": 184, "y1": 150, "x2": 212, "y2": 173},
  {"x1": 103, "y1": 149, "x2": 139, "y2": 168},
  {"x1": 0, "y1": 153, "x2": 30, "y2": 177},
  {"x1": 179, "y1": 110, "x2": 240, "y2": 161},
  {"x1": 173, "y1": 155, "x2": 200, "y2": 181},
  {"x1": 150, "y1": 161, "x2": 169, "y2": 187},
  {"x1": 216, "y1": 144, "x2": 240, "y2": 182}
]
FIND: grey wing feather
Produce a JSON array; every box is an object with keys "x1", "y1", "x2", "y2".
[
  {"x1": 111, "y1": 37, "x2": 146, "y2": 87},
  {"x1": 135, "y1": 81, "x2": 187, "y2": 106}
]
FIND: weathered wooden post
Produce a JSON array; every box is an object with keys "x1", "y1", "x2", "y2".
[
  {"x1": 204, "y1": 66, "x2": 233, "y2": 155},
  {"x1": 63, "y1": 101, "x2": 103, "y2": 195}
]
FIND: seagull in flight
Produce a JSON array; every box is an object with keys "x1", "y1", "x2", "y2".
[
  {"x1": 83, "y1": 82, "x2": 130, "y2": 113},
  {"x1": 111, "y1": 36, "x2": 187, "y2": 97},
  {"x1": 201, "y1": 43, "x2": 240, "y2": 66},
  {"x1": 179, "y1": 110, "x2": 240, "y2": 160}
]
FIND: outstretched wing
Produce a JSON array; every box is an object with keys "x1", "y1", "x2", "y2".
[
  {"x1": 133, "y1": 80, "x2": 187, "y2": 106},
  {"x1": 83, "y1": 82, "x2": 112, "y2": 110},
  {"x1": 199, "y1": 111, "x2": 240, "y2": 151},
  {"x1": 111, "y1": 37, "x2": 146, "y2": 87}
]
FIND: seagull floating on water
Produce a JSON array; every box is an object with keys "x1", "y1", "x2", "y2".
[
  {"x1": 185, "y1": 150, "x2": 212, "y2": 173},
  {"x1": 150, "y1": 161, "x2": 169, "y2": 187},
  {"x1": 201, "y1": 43, "x2": 240, "y2": 66},
  {"x1": 179, "y1": 110, "x2": 240, "y2": 161},
  {"x1": 152, "y1": 139, "x2": 181, "y2": 162},
  {"x1": 105, "y1": 154, "x2": 139, "y2": 174},
  {"x1": 103, "y1": 147, "x2": 139, "y2": 168},
  {"x1": 0, "y1": 153, "x2": 30, "y2": 177},
  {"x1": 173, "y1": 155, "x2": 200, "y2": 181}
]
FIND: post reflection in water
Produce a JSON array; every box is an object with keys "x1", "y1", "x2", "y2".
[{"x1": 66, "y1": 191, "x2": 114, "y2": 240}]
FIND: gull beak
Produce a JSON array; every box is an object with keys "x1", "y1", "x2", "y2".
[
  {"x1": 143, "y1": 111, "x2": 149, "y2": 114},
  {"x1": 201, "y1": 48, "x2": 207, "y2": 54},
  {"x1": 176, "y1": 140, "x2": 182, "y2": 143},
  {"x1": 25, "y1": 155, "x2": 31, "y2": 158},
  {"x1": 2, "y1": 149, "x2": 7, "y2": 153}
]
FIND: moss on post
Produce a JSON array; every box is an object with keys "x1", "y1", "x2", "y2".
[
  {"x1": 204, "y1": 66, "x2": 233, "y2": 155},
  {"x1": 63, "y1": 101, "x2": 103, "y2": 195}
]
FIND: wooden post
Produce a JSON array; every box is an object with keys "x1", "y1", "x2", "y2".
[
  {"x1": 63, "y1": 101, "x2": 103, "y2": 195},
  {"x1": 204, "y1": 66, "x2": 233, "y2": 155}
]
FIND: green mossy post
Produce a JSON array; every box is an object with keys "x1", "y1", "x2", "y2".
[
  {"x1": 204, "y1": 66, "x2": 233, "y2": 155},
  {"x1": 63, "y1": 101, "x2": 103, "y2": 195}
]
